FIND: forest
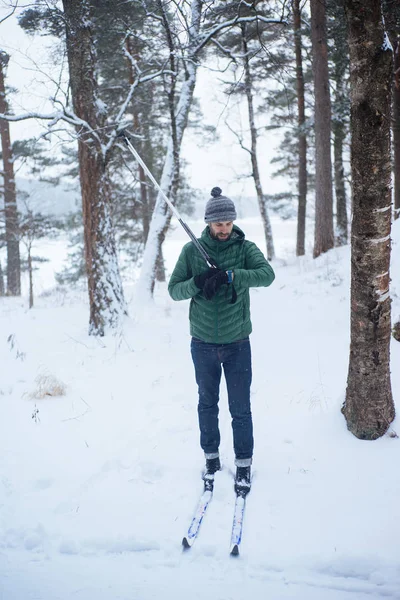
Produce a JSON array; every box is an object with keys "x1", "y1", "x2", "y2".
[
  {"x1": 0, "y1": 2, "x2": 400, "y2": 596},
  {"x1": 0, "y1": 5, "x2": 399, "y2": 448}
]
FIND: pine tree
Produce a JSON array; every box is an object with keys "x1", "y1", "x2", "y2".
[
  {"x1": 0, "y1": 52, "x2": 21, "y2": 295},
  {"x1": 258, "y1": 6, "x2": 315, "y2": 241},
  {"x1": 310, "y1": 0, "x2": 334, "y2": 258},
  {"x1": 293, "y1": 0, "x2": 308, "y2": 256},
  {"x1": 198, "y1": 0, "x2": 288, "y2": 260},
  {"x1": 61, "y1": 0, "x2": 127, "y2": 335}
]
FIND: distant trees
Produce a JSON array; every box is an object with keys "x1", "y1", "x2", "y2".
[
  {"x1": 18, "y1": 201, "x2": 58, "y2": 309},
  {"x1": 327, "y1": 0, "x2": 349, "y2": 246},
  {"x1": 261, "y1": 0, "x2": 350, "y2": 256},
  {"x1": 342, "y1": 0, "x2": 395, "y2": 439},
  {"x1": 137, "y1": 0, "x2": 284, "y2": 298}
]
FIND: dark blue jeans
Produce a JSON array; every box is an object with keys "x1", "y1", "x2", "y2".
[{"x1": 190, "y1": 337, "x2": 253, "y2": 461}]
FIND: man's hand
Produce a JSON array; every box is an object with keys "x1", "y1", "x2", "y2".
[
  {"x1": 194, "y1": 267, "x2": 217, "y2": 290},
  {"x1": 203, "y1": 270, "x2": 229, "y2": 300}
]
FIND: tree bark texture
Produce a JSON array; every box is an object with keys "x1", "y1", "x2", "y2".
[
  {"x1": 241, "y1": 24, "x2": 275, "y2": 260},
  {"x1": 293, "y1": 0, "x2": 308, "y2": 257},
  {"x1": 342, "y1": 0, "x2": 395, "y2": 439},
  {"x1": 0, "y1": 52, "x2": 21, "y2": 296},
  {"x1": 62, "y1": 0, "x2": 126, "y2": 336},
  {"x1": 310, "y1": 0, "x2": 334, "y2": 258}
]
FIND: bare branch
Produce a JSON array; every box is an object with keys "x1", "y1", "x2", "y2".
[
  {"x1": 225, "y1": 118, "x2": 252, "y2": 156},
  {"x1": 194, "y1": 14, "x2": 286, "y2": 56},
  {"x1": 0, "y1": 0, "x2": 18, "y2": 25}
]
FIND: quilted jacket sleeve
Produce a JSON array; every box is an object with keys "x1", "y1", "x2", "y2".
[
  {"x1": 233, "y1": 241, "x2": 275, "y2": 289},
  {"x1": 168, "y1": 244, "x2": 200, "y2": 301}
]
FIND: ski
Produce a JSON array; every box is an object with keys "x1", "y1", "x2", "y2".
[
  {"x1": 230, "y1": 493, "x2": 246, "y2": 556},
  {"x1": 182, "y1": 488, "x2": 213, "y2": 549}
]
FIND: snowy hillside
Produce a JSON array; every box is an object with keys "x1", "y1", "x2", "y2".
[
  {"x1": 0, "y1": 216, "x2": 399, "y2": 600},
  {"x1": 16, "y1": 178, "x2": 80, "y2": 217}
]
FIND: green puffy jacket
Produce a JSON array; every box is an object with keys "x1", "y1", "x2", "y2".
[{"x1": 168, "y1": 225, "x2": 275, "y2": 343}]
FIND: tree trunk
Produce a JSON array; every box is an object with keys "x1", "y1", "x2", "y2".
[
  {"x1": 0, "y1": 260, "x2": 4, "y2": 296},
  {"x1": 310, "y1": 0, "x2": 334, "y2": 258},
  {"x1": 293, "y1": 0, "x2": 308, "y2": 257},
  {"x1": 332, "y1": 74, "x2": 348, "y2": 246},
  {"x1": 0, "y1": 52, "x2": 21, "y2": 296},
  {"x1": 28, "y1": 247, "x2": 33, "y2": 309},
  {"x1": 136, "y1": 0, "x2": 202, "y2": 301},
  {"x1": 62, "y1": 0, "x2": 126, "y2": 336},
  {"x1": 342, "y1": 0, "x2": 395, "y2": 439},
  {"x1": 241, "y1": 24, "x2": 275, "y2": 261}
]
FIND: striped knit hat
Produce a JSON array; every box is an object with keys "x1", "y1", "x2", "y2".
[{"x1": 204, "y1": 187, "x2": 237, "y2": 223}]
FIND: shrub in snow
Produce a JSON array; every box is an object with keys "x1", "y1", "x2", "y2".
[{"x1": 29, "y1": 373, "x2": 66, "y2": 399}]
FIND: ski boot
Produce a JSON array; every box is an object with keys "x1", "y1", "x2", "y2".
[
  {"x1": 203, "y1": 456, "x2": 221, "y2": 492},
  {"x1": 234, "y1": 466, "x2": 251, "y2": 497}
]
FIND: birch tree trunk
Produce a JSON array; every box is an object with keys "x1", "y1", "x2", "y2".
[
  {"x1": 62, "y1": 0, "x2": 126, "y2": 336},
  {"x1": 0, "y1": 52, "x2": 21, "y2": 296},
  {"x1": 241, "y1": 24, "x2": 275, "y2": 261},
  {"x1": 293, "y1": 0, "x2": 307, "y2": 257},
  {"x1": 136, "y1": 0, "x2": 202, "y2": 301},
  {"x1": 310, "y1": 0, "x2": 334, "y2": 258},
  {"x1": 342, "y1": 0, "x2": 395, "y2": 439}
]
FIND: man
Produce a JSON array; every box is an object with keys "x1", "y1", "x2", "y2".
[{"x1": 168, "y1": 187, "x2": 275, "y2": 496}]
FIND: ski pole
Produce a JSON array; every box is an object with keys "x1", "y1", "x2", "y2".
[{"x1": 118, "y1": 130, "x2": 218, "y2": 269}]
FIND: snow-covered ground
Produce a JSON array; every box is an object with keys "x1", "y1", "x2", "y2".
[{"x1": 1, "y1": 216, "x2": 399, "y2": 600}]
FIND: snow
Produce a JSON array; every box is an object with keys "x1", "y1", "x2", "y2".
[{"x1": 0, "y1": 216, "x2": 399, "y2": 599}]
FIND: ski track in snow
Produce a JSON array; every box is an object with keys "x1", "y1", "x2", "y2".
[{"x1": 0, "y1": 217, "x2": 399, "y2": 599}]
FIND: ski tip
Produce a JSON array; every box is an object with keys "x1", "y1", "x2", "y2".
[
  {"x1": 182, "y1": 537, "x2": 192, "y2": 550},
  {"x1": 230, "y1": 544, "x2": 240, "y2": 557}
]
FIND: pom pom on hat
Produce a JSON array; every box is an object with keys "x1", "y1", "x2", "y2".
[
  {"x1": 211, "y1": 187, "x2": 222, "y2": 198},
  {"x1": 204, "y1": 186, "x2": 237, "y2": 223}
]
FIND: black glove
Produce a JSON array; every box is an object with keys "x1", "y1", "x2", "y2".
[
  {"x1": 194, "y1": 267, "x2": 217, "y2": 290},
  {"x1": 203, "y1": 270, "x2": 229, "y2": 300}
]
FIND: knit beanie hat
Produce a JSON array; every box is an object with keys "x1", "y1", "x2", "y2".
[{"x1": 204, "y1": 187, "x2": 237, "y2": 223}]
